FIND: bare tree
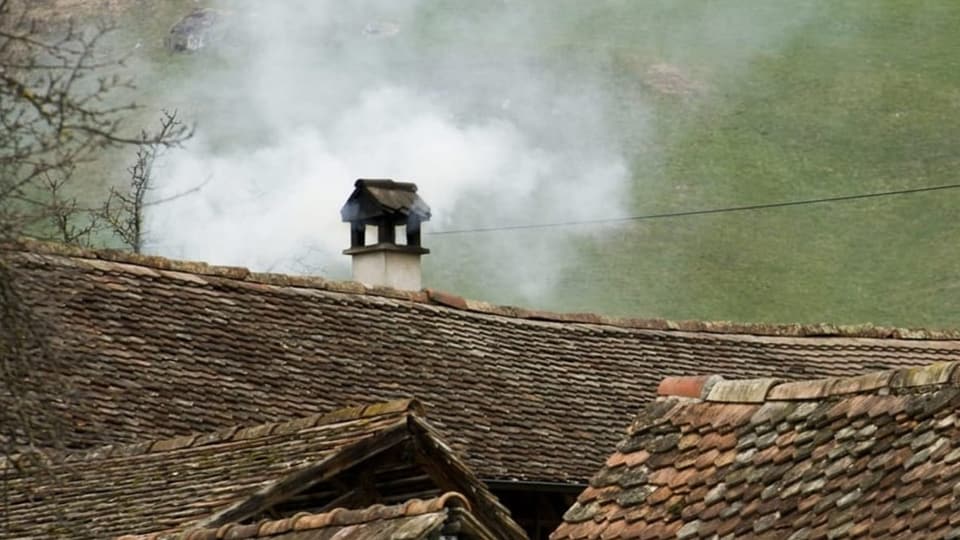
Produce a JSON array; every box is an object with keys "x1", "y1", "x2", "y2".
[
  {"x1": 97, "y1": 110, "x2": 201, "y2": 253},
  {"x1": 0, "y1": 0, "x2": 192, "y2": 244},
  {"x1": 0, "y1": 3, "x2": 194, "y2": 535}
]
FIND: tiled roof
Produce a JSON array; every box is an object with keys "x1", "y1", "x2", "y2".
[
  {"x1": 121, "y1": 492, "x2": 494, "y2": 540},
  {"x1": 551, "y1": 361, "x2": 960, "y2": 540},
  {"x1": 2, "y1": 399, "x2": 524, "y2": 540},
  {"x1": 4, "y1": 240, "x2": 960, "y2": 484}
]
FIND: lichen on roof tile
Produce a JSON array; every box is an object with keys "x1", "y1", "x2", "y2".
[
  {"x1": 5, "y1": 401, "x2": 523, "y2": 540},
  {"x1": 553, "y1": 361, "x2": 960, "y2": 540},
  {"x1": 5, "y1": 239, "x2": 960, "y2": 493}
]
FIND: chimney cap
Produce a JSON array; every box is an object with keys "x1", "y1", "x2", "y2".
[{"x1": 340, "y1": 179, "x2": 432, "y2": 224}]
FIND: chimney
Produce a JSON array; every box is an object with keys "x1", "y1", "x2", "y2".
[{"x1": 340, "y1": 179, "x2": 431, "y2": 290}]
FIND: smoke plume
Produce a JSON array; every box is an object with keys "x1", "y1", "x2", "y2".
[
  {"x1": 145, "y1": 1, "x2": 628, "y2": 299},
  {"x1": 146, "y1": 0, "x2": 815, "y2": 303}
]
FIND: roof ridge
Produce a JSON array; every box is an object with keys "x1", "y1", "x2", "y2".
[
  {"x1": 3, "y1": 398, "x2": 422, "y2": 468},
  {"x1": 657, "y1": 361, "x2": 960, "y2": 403},
  {"x1": 118, "y1": 492, "x2": 470, "y2": 540},
  {"x1": 6, "y1": 238, "x2": 960, "y2": 340}
]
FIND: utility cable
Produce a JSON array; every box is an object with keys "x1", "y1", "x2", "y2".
[{"x1": 426, "y1": 182, "x2": 960, "y2": 236}]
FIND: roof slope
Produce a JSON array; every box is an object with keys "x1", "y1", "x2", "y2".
[
  {"x1": 123, "y1": 493, "x2": 496, "y2": 540},
  {"x1": 2, "y1": 400, "x2": 523, "y2": 540},
  {"x1": 552, "y1": 361, "x2": 960, "y2": 540},
  {"x1": 4, "y1": 241, "x2": 960, "y2": 483}
]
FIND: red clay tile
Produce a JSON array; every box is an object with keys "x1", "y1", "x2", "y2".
[
  {"x1": 657, "y1": 375, "x2": 716, "y2": 399},
  {"x1": 554, "y1": 366, "x2": 960, "y2": 540}
]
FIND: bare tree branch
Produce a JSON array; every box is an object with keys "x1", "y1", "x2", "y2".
[
  {"x1": 98, "y1": 110, "x2": 199, "y2": 253},
  {"x1": 0, "y1": 3, "x2": 195, "y2": 536},
  {"x1": 0, "y1": 0, "x2": 193, "y2": 245}
]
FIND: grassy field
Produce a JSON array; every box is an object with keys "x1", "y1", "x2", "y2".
[
  {"x1": 427, "y1": 1, "x2": 960, "y2": 327},
  {"x1": 44, "y1": 1, "x2": 960, "y2": 328}
]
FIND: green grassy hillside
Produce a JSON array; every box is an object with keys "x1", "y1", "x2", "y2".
[
  {"x1": 43, "y1": 1, "x2": 960, "y2": 328},
  {"x1": 430, "y1": 1, "x2": 960, "y2": 328}
]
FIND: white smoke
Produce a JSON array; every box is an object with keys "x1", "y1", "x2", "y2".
[{"x1": 147, "y1": 0, "x2": 630, "y2": 297}]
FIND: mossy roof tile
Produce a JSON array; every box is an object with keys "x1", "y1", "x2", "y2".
[
  {"x1": 552, "y1": 363, "x2": 960, "y2": 540},
  {"x1": 5, "y1": 401, "x2": 523, "y2": 540},
  {"x1": 6, "y1": 241, "x2": 960, "y2": 485}
]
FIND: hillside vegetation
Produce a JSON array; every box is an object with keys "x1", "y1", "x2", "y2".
[
  {"x1": 430, "y1": 1, "x2": 960, "y2": 328},
  {"x1": 31, "y1": 1, "x2": 960, "y2": 328}
]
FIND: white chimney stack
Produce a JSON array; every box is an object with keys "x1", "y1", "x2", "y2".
[{"x1": 340, "y1": 179, "x2": 431, "y2": 291}]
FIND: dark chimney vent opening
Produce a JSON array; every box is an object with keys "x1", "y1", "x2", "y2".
[
  {"x1": 341, "y1": 179, "x2": 431, "y2": 252},
  {"x1": 340, "y1": 179, "x2": 431, "y2": 290}
]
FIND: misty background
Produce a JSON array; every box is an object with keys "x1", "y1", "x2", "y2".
[
  {"x1": 56, "y1": 0, "x2": 960, "y2": 326},
  {"x1": 144, "y1": 1, "x2": 813, "y2": 298}
]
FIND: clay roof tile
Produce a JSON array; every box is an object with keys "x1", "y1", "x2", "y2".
[{"x1": 554, "y1": 361, "x2": 960, "y2": 539}]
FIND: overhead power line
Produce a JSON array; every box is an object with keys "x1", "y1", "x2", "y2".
[{"x1": 426, "y1": 182, "x2": 960, "y2": 236}]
